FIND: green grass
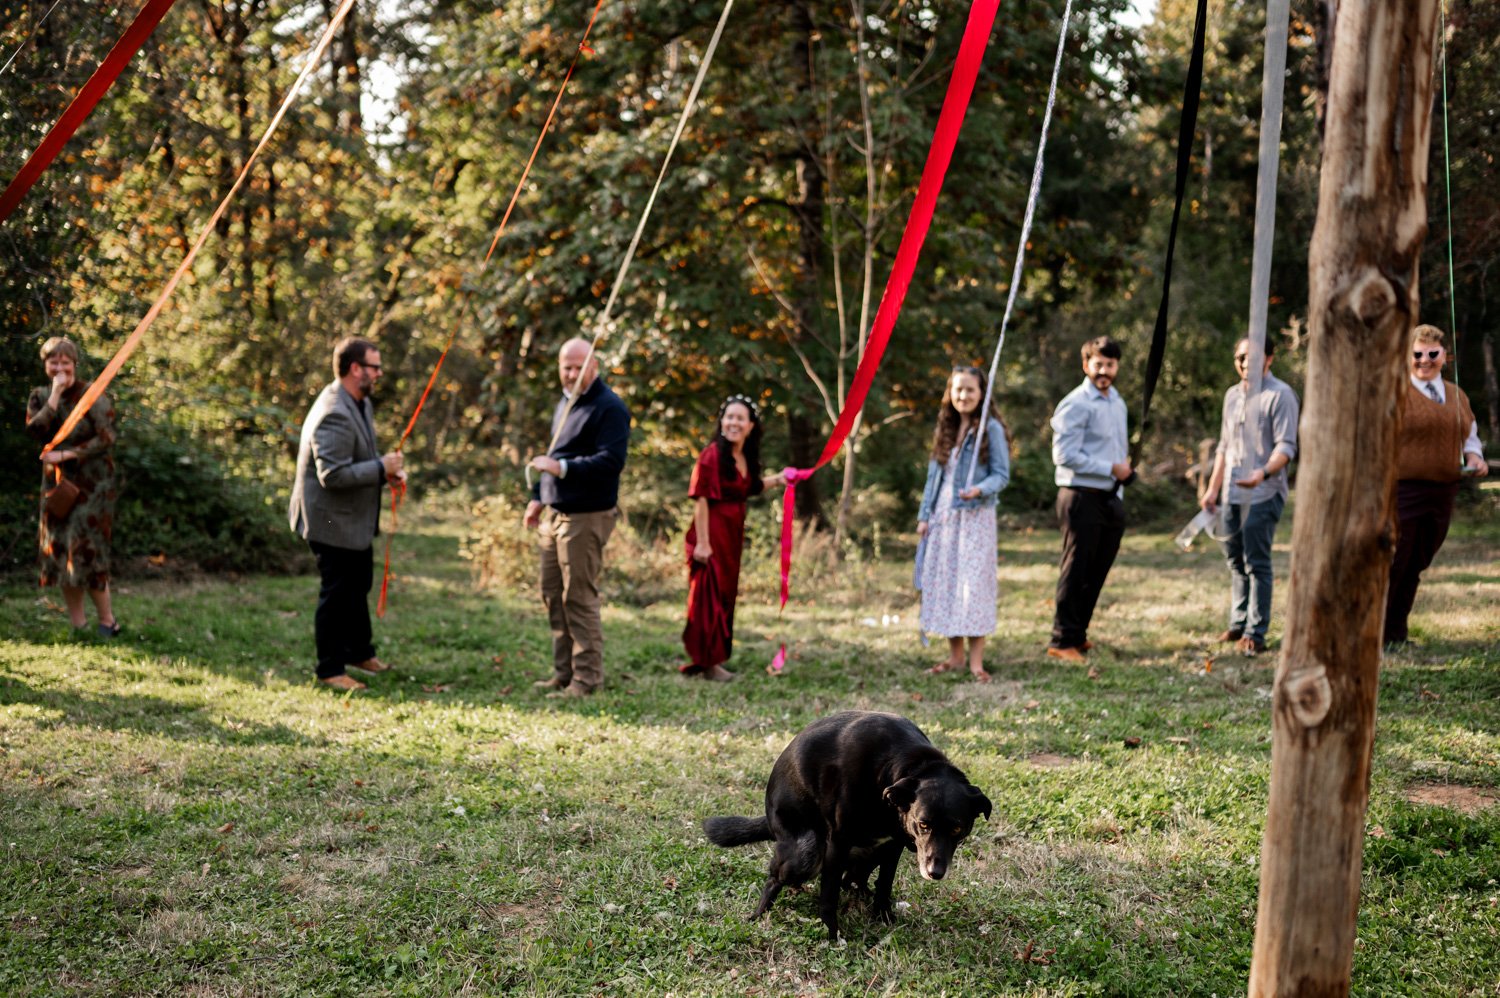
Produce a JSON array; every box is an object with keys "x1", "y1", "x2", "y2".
[{"x1": 2, "y1": 498, "x2": 1497, "y2": 996}]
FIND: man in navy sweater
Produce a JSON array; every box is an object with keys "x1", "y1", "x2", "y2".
[{"x1": 524, "y1": 338, "x2": 631, "y2": 697}]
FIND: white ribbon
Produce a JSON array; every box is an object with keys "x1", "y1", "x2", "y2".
[
  {"x1": 543, "y1": 0, "x2": 737, "y2": 457},
  {"x1": 967, "y1": 0, "x2": 1074, "y2": 483}
]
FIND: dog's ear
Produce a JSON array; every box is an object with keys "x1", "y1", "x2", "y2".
[
  {"x1": 883, "y1": 778, "x2": 920, "y2": 812},
  {"x1": 967, "y1": 786, "x2": 992, "y2": 821}
]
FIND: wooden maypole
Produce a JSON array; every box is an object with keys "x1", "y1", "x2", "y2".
[{"x1": 1248, "y1": 0, "x2": 1442, "y2": 994}]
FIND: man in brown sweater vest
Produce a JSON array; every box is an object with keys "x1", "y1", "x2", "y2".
[{"x1": 1384, "y1": 325, "x2": 1488, "y2": 646}]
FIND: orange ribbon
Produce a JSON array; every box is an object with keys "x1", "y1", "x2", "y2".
[
  {"x1": 37, "y1": 0, "x2": 359, "y2": 459},
  {"x1": 376, "y1": 1, "x2": 607, "y2": 616}
]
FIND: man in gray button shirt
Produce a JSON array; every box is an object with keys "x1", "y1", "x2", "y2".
[
  {"x1": 1199, "y1": 337, "x2": 1299, "y2": 655},
  {"x1": 1047, "y1": 336, "x2": 1134, "y2": 667}
]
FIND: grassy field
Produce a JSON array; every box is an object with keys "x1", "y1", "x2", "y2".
[{"x1": 2, "y1": 494, "x2": 1497, "y2": 997}]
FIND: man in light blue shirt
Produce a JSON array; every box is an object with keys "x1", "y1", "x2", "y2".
[
  {"x1": 1199, "y1": 337, "x2": 1299, "y2": 655},
  {"x1": 1047, "y1": 336, "x2": 1133, "y2": 666}
]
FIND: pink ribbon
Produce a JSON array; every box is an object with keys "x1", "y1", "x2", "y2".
[{"x1": 770, "y1": 0, "x2": 1001, "y2": 674}]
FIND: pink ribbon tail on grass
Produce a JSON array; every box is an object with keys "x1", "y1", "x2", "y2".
[{"x1": 770, "y1": 467, "x2": 814, "y2": 674}]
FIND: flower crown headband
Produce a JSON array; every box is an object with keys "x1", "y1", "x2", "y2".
[{"x1": 719, "y1": 393, "x2": 760, "y2": 420}]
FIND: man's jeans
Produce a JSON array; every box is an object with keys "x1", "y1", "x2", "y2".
[{"x1": 1220, "y1": 493, "x2": 1284, "y2": 641}]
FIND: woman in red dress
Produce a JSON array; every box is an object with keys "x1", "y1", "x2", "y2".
[{"x1": 682, "y1": 396, "x2": 786, "y2": 680}]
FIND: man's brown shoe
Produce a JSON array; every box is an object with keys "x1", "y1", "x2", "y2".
[
  {"x1": 319, "y1": 674, "x2": 367, "y2": 692},
  {"x1": 545, "y1": 684, "x2": 593, "y2": 699},
  {"x1": 1045, "y1": 646, "x2": 1087, "y2": 663},
  {"x1": 349, "y1": 657, "x2": 390, "y2": 674},
  {"x1": 1081, "y1": 640, "x2": 1094, "y2": 652},
  {"x1": 532, "y1": 677, "x2": 566, "y2": 690},
  {"x1": 1215, "y1": 629, "x2": 1244, "y2": 643},
  {"x1": 1235, "y1": 636, "x2": 1267, "y2": 656}
]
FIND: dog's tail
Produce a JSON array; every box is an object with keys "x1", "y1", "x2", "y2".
[{"x1": 703, "y1": 815, "x2": 772, "y2": 847}]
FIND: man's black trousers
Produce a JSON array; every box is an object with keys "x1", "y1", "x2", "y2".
[
  {"x1": 1050, "y1": 486, "x2": 1126, "y2": 650},
  {"x1": 308, "y1": 540, "x2": 376, "y2": 678}
]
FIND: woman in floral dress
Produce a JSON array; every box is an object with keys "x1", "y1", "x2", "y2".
[
  {"x1": 916, "y1": 366, "x2": 1011, "y2": 681},
  {"x1": 24, "y1": 337, "x2": 120, "y2": 636}
]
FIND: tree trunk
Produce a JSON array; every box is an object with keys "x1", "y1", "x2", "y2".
[
  {"x1": 1248, "y1": 1, "x2": 1441, "y2": 995},
  {"x1": 787, "y1": 0, "x2": 825, "y2": 524},
  {"x1": 1481, "y1": 327, "x2": 1499, "y2": 445}
]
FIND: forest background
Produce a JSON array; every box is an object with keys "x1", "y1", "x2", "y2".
[{"x1": 3, "y1": 0, "x2": 1498, "y2": 575}]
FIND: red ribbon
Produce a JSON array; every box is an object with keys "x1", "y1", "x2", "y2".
[
  {"x1": 376, "y1": 0, "x2": 606, "y2": 616},
  {"x1": 0, "y1": 0, "x2": 180, "y2": 225},
  {"x1": 771, "y1": 0, "x2": 1001, "y2": 671}
]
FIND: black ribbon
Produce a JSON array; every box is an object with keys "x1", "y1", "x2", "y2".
[{"x1": 1133, "y1": 0, "x2": 1209, "y2": 464}]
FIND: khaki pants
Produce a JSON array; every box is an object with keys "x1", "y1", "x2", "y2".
[{"x1": 538, "y1": 507, "x2": 618, "y2": 691}]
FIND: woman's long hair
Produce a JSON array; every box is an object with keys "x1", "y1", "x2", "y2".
[
  {"x1": 930, "y1": 365, "x2": 1012, "y2": 465},
  {"x1": 713, "y1": 395, "x2": 763, "y2": 490}
]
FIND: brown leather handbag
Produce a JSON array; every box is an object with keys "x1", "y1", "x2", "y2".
[{"x1": 44, "y1": 465, "x2": 79, "y2": 519}]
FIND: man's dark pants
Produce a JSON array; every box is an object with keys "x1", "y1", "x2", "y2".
[
  {"x1": 1050, "y1": 486, "x2": 1125, "y2": 650},
  {"x1": 1383, "y1": 479, "x2": 1460, "y2": 644},
  {"x1": 308, "y1": 540, "x2": 376, "y2": 679},
  {"x1": 1220, "y1": 492, "x2": 1285, "y2": 642}
]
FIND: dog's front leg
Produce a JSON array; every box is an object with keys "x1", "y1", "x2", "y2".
[
  {"x1": 753, "y1": 876, "x2": 784, "y2": 919},
  {"x1": 818, "y1": 846, "x2": 847, "y2": 940},
  {"x1": 870, "y1": 842, "x2": 904, "y2": 922}
]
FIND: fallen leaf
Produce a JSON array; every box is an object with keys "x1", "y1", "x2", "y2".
[
  {"x1": 1123, "y1": 736, "x2": 1143, "y2": 748},
  {"x1": 910, "y1": 692, "x2": 925, "y2": 702},
  {"x1": 663, "y1": 876, "x2": 678, "y2": 890},
  {"x1": 278, "y1": 610, "x2": 299, "y2": 619},
  {"x1": 497, "y1": 686, "x2": 513, "y2": 696},
  {"x1": 217, "y1": 822, "x2": 234, "y2": 834},
  {"x1": 1023, "y1": 699, "x2": 1041, "y2": 711},
  {"x1": 1166, "y1": 737, "x2": 1191, "y2": 745},
  {"x1": 148, "y1": 553, "x2": 167, "y2": 566},
  {"x1": 1369, "y1": 825, "x2": 1386, "y2": 838},
  {"x1": 1013, "y1": 939, "x2": 1056, "y2": 965},
  {"x1": 422, "y1": 683, "x2": 454, "y2": 693}
]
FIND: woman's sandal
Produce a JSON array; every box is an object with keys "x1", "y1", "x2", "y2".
[
  {"x1": 969, "y1": 667, "x2": 992, "y2": 684},
  {"x1": 926, "y1": 660, "x2": 961, "y2": 675},
  {"x1": 97, "y1": 621, "x2": 122, "y2": 638}
]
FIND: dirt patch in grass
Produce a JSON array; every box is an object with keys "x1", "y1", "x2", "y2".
[
  {"x1": 1026, "y1": 752, "x2": 1076, "y2": 768},
  {"x1": 135, "y1": 909, "x2": 210, "y2": 955},
  {"x1": 1405, "y1": 782, "x2": 1499, "y2": 816}
]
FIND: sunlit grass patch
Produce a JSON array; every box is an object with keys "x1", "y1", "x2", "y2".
[{"x1": 1, "y1": 498, "x2": 1496, "y2": 994}]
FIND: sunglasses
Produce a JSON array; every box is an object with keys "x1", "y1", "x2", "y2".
[{"x1": 1412, "y1": 349, "x2": 1442, "y2": 361}]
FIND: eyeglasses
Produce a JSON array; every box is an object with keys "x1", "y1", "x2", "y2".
[
  {"x1": 357, "y1": 361, "x2": 383, "y2": 372},
  {"x1": 1412, "y1": 349, "x2": 1442, "y2": 361}
]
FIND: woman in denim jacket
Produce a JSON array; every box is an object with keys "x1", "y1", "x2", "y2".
[{"x1": 916, "y1": 366, "x2": 1011, "y2": 682}]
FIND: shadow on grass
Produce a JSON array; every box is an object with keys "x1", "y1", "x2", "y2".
[{"x1": 0, "y1": 672, "x2": 321, "y2": 747}]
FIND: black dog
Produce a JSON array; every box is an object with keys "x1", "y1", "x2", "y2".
[{"x1": 704, "y1": 710, "x2": 992, "y2": 940}]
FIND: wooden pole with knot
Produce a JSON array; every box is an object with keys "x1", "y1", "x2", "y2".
[{"x1": 1248, "y1": 0, "x2": 1442, "y2": 994}]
